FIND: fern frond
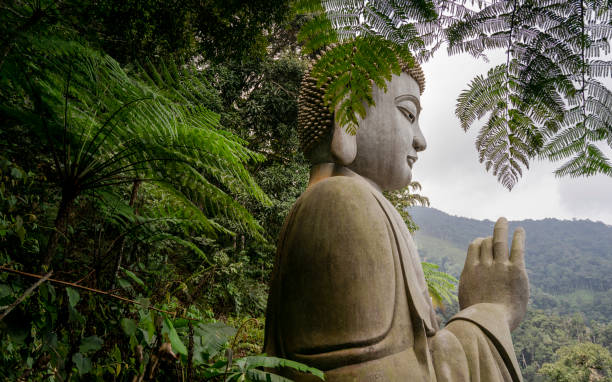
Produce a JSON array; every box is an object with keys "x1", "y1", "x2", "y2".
[
  {"x1": 309, "y1": 36, "x2": 408, "y2": 133},
  {"x1": 298, "y1": 14, "x2": 339, "y2": 53},
  {"x1": 554, "y1": 144, "x2": 612, "y2": 177},
  {"x1": 458, "y1": 59, "x2": 547, "y2": 189},
  {"x1": 422, "y1": 262, "x2": 458, "y2": 309},
  {"x1": 588, "y1": 60, "x2": 612, "y2": 77},
  {"x1": 456, "y1": 64, "x2": 507, "y2": 130}
]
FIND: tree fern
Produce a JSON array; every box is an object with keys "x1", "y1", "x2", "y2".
[
  {"x1": 295, "y1": 1, "x2": 611, "y2": 185},
  {"x1": 1, "y1": 33, "x2": 270, "y2": 265},
  {"x1": 540, "y1": 1, "x2": 612, "y2": 178}
]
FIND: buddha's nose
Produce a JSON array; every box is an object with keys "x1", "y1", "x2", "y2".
[{"x1": 413, "y1": 125, "x2": 427, "y2": 152}]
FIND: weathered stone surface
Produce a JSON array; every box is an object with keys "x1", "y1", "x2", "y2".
[{"x1": 264, "y1": 70, "x2": 529, "y2": 381}]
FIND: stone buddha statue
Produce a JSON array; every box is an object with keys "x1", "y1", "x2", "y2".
[{"x1": 264, "y1": 54, "x2": 529, "y2": 381}]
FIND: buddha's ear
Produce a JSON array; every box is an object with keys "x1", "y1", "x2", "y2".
[{"x1": 331, "y1": 124, "x2": 357, "y2": 165}]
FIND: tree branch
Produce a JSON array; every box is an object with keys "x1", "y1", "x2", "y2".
[
  {"x1": 0, "y1": 266, "x2": 197, "y2": 320},
  {"x1": 0, "y1": 271, "x2": 53, "y2": 321}
]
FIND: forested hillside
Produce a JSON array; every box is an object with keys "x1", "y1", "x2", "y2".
[{"x1": 410, "y1": 206, "x2": 612, "y2": 381}]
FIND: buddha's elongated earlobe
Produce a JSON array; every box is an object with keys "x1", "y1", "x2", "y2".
[{"x1": 331, "y1": 124, "x2": 357, "y2": 165}]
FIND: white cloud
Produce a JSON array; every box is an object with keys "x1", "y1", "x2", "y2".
[{"x1": 558, "y1": 176, "x2": 612, "y2": 224}]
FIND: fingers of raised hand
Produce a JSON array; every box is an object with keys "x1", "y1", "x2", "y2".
[
  {"x1": 493, "y1": 217, "x2": 509, "y2": 261},
  {"x1": 510, "y1": 227, "x2": 526, "y2": 266},
  {"x1": 480, "y1": 236, "x2": 493, "y2": 266},
  {"x1": 466, "y1": 237, "x2": 484, "y2": 266}
]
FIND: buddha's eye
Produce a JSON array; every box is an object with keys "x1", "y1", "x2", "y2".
[{"x1": 398, "y1": 106, "x2": 416, "y2": 123}]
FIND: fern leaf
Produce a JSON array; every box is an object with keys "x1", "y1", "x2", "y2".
[
  {"x1": 236, "y1": 356, "x2": 324, "y2": 379},
  {"x1": 422, "y1": 262, "x2": 458, "y2": 309}
]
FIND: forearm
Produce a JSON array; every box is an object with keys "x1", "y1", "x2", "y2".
[
  {"x1": 429, "y1": 305, "x2": 523, "y2": 382},
  {"x1": 443, "y1": 303, "x2": 523, "y2": 381}
]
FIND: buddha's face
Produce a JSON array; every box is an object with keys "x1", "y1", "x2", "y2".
[{"x1": 347, "y1": 72, "x2": 427, "y2": 191}]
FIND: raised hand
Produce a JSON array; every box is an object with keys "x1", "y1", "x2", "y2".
[{"x1": 458, "y1": 217, "x2": 529, "y2": 331}]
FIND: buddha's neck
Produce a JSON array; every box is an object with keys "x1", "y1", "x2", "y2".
[{"x1": 308, "y1": 163, "x2": 383, "y2": 193}]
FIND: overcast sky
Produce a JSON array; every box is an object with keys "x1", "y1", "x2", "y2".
[{"x1": 414, "y1": 50, "x2": 612, "y2": 225}]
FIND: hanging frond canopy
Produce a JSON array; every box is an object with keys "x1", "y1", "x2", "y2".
[{"x1": 448, "y1": 0, "x2": 612, "y2": 189}]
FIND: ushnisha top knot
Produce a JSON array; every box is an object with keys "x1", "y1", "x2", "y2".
[{"x1": 297, "y1": 44, "x2": 425, "y2": 154}]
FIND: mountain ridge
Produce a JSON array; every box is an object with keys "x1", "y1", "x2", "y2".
[
  {"x1": 409, "y1": 206, "x2": 612, "y2": 323},
  {"x1": 411, "y1": 206, "x2": 612, "y2": 228}
]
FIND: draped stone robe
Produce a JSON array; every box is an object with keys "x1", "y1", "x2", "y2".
[{"x1": 264, "y1": 170, "x2": 523, "y2": 381}]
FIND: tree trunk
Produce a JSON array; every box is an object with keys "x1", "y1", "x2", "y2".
[
  {"x1": 129, "y1": 180, "x2": 141, "y2": 212},
  {"x1": 187, "y1": 321, "x2": 194, "y2": 381},
  {"x1": 112, "y1": 180, "x2": 141, "y2": 288},
  {"x1": 43, "y1": 191, "x2": 75, "y2": 268}
]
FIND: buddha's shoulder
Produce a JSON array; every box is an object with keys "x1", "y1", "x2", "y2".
[
  {"x1": 284, "y1": 176, "x2": 390, "y2": 243},
  {"x1": 299, "y1": 175, "x2": 377, "y2": 205},
  {"x1": 303, "y1": 176, "x2": 373, "y2": 198}
]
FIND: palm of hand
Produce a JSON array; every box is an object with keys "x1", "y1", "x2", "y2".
[{"x1": 458, "y1": 217, "x2": 529, "y2": 331}]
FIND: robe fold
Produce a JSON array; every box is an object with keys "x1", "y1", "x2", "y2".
[{"x1": 264, "y1": 172, "x2": 523, "y2": 381}]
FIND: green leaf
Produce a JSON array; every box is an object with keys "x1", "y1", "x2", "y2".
[
  {"x1": 246, "y1": 368, "x2": 294, "y2": 382},
  {"x1": 47, "y1": 284, "x2": 56, "y2": 300},
  {"x1": 136, "y1": 297, "x2": 150, "y2": 310},
  {"x1": 196, "y1": 322, "x2": 237, "y2": 359},
  {"x1": 42, "y1": 332, "x2": 58, "y2": 353},
  {"x1": 0, "y1": 284, "x2": 11, "y2": 299},
  {"x1": 121, "y1": 267, "x2": 145, "y2": 287},
  {"x1": 79, "y1": 335, "x2": 103, "y2": 354},
  {"x1": 121, "y1": 318, "x2": 137, "y2": 337},
  {"x1": 117, "y1": 278, "x2": 133, "y2": 291},
  {"x1": 138, "y1": 311, "x2": 156, "y2": 345},
  {"x1": 7, "y1": 325, "x2": 29, "y2": 345},
  {"x1": 72, "y1": 353, "x2": 92, "y2": 375},
  {"x1": 238, "y1": 356, "x2": 324, "y2": 379},
  {"x1": 66, "y1": 287, "x2": 80, "y2": 307},
  {"x1": 111, "y1": 345, "x2": 122, "y2": 363},
  {"x1": 10, "y1": 167, "x2": 23, "y2": 179},
  {"x1": 163, "y1": 317, "x2": 188, "y2": 355},
  {"x1": 68, "y1": 304, "x2": 86, "y2": 324}
]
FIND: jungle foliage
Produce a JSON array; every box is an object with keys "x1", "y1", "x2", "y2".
[
  {"x1": 0, "y1": 0, "x2": 320, "y2": 380},
  {"x1": 539, "y1": 342, "x2": 612, "y2": 382}
]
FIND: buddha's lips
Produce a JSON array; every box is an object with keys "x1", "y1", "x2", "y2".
[{"x1": 407, "y1": 155, "x2": 417, "y2": 167}]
